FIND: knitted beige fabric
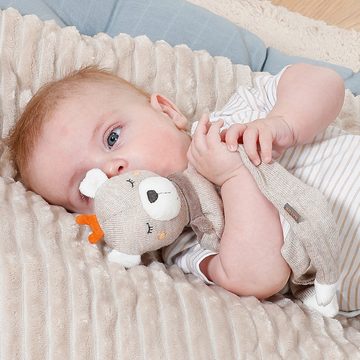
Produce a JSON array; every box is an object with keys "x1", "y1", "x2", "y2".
[
  {"x1": 81, "y1": 168, "x2": 223, "y2": 257},
  {"x1": 238, "y1": 146, "x2": 340, "y2": 286},
  {"x1": 237, "y1": 146, "x2": 340, "y2": 314},
  {"x1": 94, "y1": 171, "x2": 190, "y2": 255}
]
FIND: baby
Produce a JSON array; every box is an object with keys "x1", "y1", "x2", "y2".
[{"x1": 8, "y1": 63, "x2": 355, "y2": 308}]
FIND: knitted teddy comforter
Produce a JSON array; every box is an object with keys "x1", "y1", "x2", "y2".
[{"x1": 0, "y1": 3, "x2": 360, "y2": 359}]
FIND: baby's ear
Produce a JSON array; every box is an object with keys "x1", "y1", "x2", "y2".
[{"x1": 150, "y1": 93, "x2": 188, "y2": 130}]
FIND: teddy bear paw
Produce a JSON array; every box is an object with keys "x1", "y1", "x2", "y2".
[
  {"x1": 107, "y1": 250, "x2": 141, "y2": 268},
  {"x1": 315, "y1": 280, "x2": 338, "y2": 306},
  {"x1": 303, "y1": 291, "x2": 339, "y2": 318}
]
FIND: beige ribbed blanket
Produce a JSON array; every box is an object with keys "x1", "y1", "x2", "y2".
[{"x1": 0, "y1": 2, "x2": 360, "y2": 359}]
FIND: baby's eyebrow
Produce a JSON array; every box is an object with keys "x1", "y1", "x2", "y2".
[{"x1": 92, "y1": 116, "x2": 105, "y2": 143}]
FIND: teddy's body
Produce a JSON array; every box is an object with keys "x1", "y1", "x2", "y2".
[
  {"x1": 168, "y1": 167, "x2": 223, "y2": 252},
  {"x1": 76, "y1": 146, "x2": 342, "y2": 317}
]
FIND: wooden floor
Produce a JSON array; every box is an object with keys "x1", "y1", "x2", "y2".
[{"x1": 271, "y1": 0, "x2": 360, "y2": 31}]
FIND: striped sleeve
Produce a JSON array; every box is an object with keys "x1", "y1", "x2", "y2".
[
  {"x1": 162, "y1": 227, "x2": 217, "y2": 284},
  {"x1": 209, "y1": 65, "x2": 290, "y2": 129},
  {"x1": 173, "y1": 244, "x2": 217, "y2": 285}
]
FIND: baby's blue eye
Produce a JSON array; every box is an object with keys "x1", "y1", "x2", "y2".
[{"x1": 107, "y1": 127, "x2": 121, "y2": 148}]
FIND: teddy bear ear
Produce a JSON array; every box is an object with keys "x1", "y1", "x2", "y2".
[{"x1": 79, "y1": 168, "x2": 108, "y2": 198}]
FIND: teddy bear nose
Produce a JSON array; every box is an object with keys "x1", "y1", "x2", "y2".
[{"x1": 147, "y1": 190, "x2": 159, "y2": 203}]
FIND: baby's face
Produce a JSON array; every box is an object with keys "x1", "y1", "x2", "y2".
[{"x1": 26, "y1": 81, "x2": 191, "y2": 213}]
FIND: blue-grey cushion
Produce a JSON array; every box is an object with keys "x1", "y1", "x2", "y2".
[{"x1": 1, "y1": 0, "x2": 359, "y2": 95}]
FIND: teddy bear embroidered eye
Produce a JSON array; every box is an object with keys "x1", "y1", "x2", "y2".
[{"x1": 76, "y1": 168, "x2": 224, "y2": 268}]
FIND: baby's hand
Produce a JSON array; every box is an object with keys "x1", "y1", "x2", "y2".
[
  {"x1": 222, "y1": 116, "x2": 295, "y2": 165},
  {"x1": 187, "y1": 114, "x2": 243, "y2": 186}
]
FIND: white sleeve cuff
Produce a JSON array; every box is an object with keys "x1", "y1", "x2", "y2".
[{"x1": 173, "y1": 243, "x2": 217, "y2": 285}]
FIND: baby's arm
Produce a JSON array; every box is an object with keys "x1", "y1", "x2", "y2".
[
  {"x1": 189, "y1": 64, "x2": 345, "y2": 299},
  {"x1": 272, "y1": 63, "x2": 345, "y2": 145},
  {"x1": 224, "y1": 63, "x2": 345, "y2": 165},
  {"x1": 187, "y1": 116, "x2": 290, "y2": 299}
]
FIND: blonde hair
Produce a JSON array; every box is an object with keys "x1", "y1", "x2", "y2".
[{"x1": 6, "y1": 66, "x2": 148, "y2": 179}]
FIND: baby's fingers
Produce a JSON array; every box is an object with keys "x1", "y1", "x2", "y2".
[
  {"x1": 243, "y1": 127, "x2": 261, "y2": 166},
  {"x1": 192, "y1": 114, "x2": 210, "y2": 152},
  {"x1": 225, "y1": 123, "x2": 248, "y2": 151},
  {"x1": 196, "y1": 113, "x2": 212, "y2": 135},
  {"x1": 207, "y1": 119, "x2": 224, "y2": 146},
  {"x1": 258, "y1": 129, "x2": 273, "y2": 163}
]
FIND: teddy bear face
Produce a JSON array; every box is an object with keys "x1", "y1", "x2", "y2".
[
  {"x1": 94, "y1": 170, "x2": 189, "y2": 255},
  {"x1": 138, "y1": 176, "x2": 181, "y2": 221}
]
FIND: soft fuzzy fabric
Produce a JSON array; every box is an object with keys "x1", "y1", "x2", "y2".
[
  {"x1": 0, "y1": 3, "x2": 360, "y2": 359},
  {"x1": 188, "y1": 0, "x2": 360, "y2": 71}
]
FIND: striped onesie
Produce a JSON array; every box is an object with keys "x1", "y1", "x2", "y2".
[{"x1": 162, "y1": 67, "x2": 360, "y2": 314}]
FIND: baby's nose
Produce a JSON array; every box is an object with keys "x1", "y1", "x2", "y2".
[
  {"x1": 111, "y1": 165, "x2": 123, "y2": 178},
  {"x1": 104, "y1": 160, "x2": 128, "y2": 178}
]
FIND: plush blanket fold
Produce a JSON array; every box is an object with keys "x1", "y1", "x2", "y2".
[
  {"x1": 0, "y1": 4, "x2": 359, "y2": 359},
  {"x1": 1, "y1": 173, "x2": 360, "y2": 359}
]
